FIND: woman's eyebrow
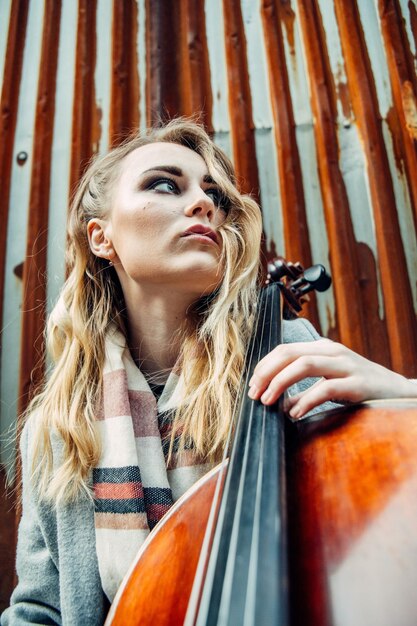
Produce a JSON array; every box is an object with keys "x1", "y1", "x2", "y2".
[
  {"x1": 142, "y1": 165, "x2": 183, "y2": 176},
  {"x1": 141, "y1": 165, "x2": 217, "y2": 185}
]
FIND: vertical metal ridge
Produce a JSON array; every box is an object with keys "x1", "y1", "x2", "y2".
[
  {"x1": 297, "y1": 0, "x2": 372, "y2": 358},
  {"x1": 222, "y1": 0, "x2": 260, "y2": 199},
  {"x1": 0, "y1": 0, "x2": 29, "y2": 343},
  {"x1": 176, "y1": 2, "x2": 193, "y2": 119},
  {"x1": 409, "y1": 1, "x2": 417, "y2": 57},
  {"x1": 186, "y1": 0, "x2": 213, "y2": 132},
  {"x1": 17, "y1": 0, "x2": 62, "y2": 415},
  {"x1": 69, "y1": 0, "x2": 100, "y2": 196},
  {"x1": 110, "y1": 0, "x2": 140, "y2": 145},
  {"x1": 377, "y1": 0, "x2": 417, "y2": 232},
  {"x1": 261, "y1": 0, "x2": 320, "y2": 330},
  {"x1": 144, "y1": 1, "x2": 212, "y2": 129},
  {"x1": 0, "y1": 0, "x2": 30, "y2": 597},
  {"x1": 335, "y1": 0, "x2": 417, "y2": 376},
  {"x1": 146, "y1": 0, "x2": 183, "y2": 125}
]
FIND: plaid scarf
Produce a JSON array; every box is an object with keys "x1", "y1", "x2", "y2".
[{"x1": 93, "y1": 326, "x2": 212, "y2": 601}]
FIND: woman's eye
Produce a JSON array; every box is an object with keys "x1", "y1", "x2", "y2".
[
  {"x1": 148, "y1": 178, "x2": 179, "y2": 194},
  {"x1": 206, "y1": 188, "x2": 231, "y2": 213}
]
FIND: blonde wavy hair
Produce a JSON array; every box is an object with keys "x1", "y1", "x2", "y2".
[{"x1": 28, "y1": 118, "x2": 263, "y2": 502}]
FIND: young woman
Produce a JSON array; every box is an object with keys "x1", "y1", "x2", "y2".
[{"x1": 3, "y1": 119, "x2": 416, "y2": 625}]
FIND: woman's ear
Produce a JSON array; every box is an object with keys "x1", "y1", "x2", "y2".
[{"x1": 87, "y1": 219, "x2": 116, "y2": 262}]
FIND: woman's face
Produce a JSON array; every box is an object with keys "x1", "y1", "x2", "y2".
[{"x1": 96, "y1": 142, "x2": 230, "y2": 298}]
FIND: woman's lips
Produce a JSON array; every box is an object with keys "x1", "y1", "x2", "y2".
[
  {"x1": 182, "y1": 233, "x2": 218, "y2": 247},
  {"x1": 182, "y1": 225, "x2": 219, "y2": 245}
]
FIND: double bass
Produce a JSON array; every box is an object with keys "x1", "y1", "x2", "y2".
[{"x1": 106, "y1": 261, "x2": 417, "y2": 626}]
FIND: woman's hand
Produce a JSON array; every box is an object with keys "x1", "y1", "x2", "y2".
[{"x1": 248, "y1": 339, "x2": 417, "y2": 419}]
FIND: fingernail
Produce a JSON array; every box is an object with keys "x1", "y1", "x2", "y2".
[
  {"x1": 290, "y1": 404, "x2": 301, "y2": 418},
  {"x1": 261, "y1": 390, "x2": 272, "y2": 404},
  {"x1": 248, "y1": 386, "x2": 258, "y2": 399}
]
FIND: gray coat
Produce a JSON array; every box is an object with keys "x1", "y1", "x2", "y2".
[{"x1": 2, "y1": 318, "x2": 323, "y2": 626}]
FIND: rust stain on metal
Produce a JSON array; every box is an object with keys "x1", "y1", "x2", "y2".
[
  {"x1": 261, "y1": 0, "x2": 319, "y2": 329},
  {"x1": 18, "y1": 0, "x2": 62, "y2": 415},
  {"x1": 386, "y1": 105, "x2": 407, "y2": 173},
  {"x1": 336, "y1": 80, "x2": 352, "y2": 121},
  {"x1": 402, "y1": 80, "x2": 417, "y2": 140},
  {"x1": 110, "y1": 0, "x2": 140, "y2": 145},
  {"x1": 378, "y1": 0, "x2": 417, "y2": 234},
  {"x1": 0, "y1": 0, "x2": 30, "y2": 349},
  {"x1": 146, "y1": 0, "x2": 184, "y2": 125},
  {"x1": 335, "y1": 66, "x2": 353, "y2": 121},
  {"x1": 0, "y1": 1, "x2": 30, "y2": 580},
  {"x1": 145, "y1": 1, "x2": 212, "y2": 129},
  {"x1": 69, "y1": 0, "x2": 101, "y2": 196},
  {"x1": 279, "y1": 0, "x2": 296, "y2": 58},
  {"x1": 336, "y1": 0, "x2": 417, "y2": 376},
  {"x1": 185, "y1": 0, "x2": 213, "y2": 132},
  {"x1": 355, "y1": 242, "x2": 391, "y2": 367},
  {"x1": 297, "y1": 0, "x2": 379, "y2": 361},
  {"x1": 409, "y1": 0, "x2": 417, "y2": 59},
  {"x1": 222, "y1": 0, "x2": 260, "y2": 200}
]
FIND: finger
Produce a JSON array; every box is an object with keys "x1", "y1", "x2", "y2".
[
  {"x1": 250, "y1": 339, "x2": 341, "y2": 389},
  {"x1": 288, "y1": 377, "x2": 364, "y2": 419},
  {"x1": 283, "y1": 377, "x2": 325, "y2": 411},
  {"x1": 283, "y1": 394, "x2": 299, "y2": 411},
  {"x1": 249, "y1": 355, "x2": 350, "y2": 404},
  {"x1": 283, "y1": 392, "x2": 303, "y2": 412}
]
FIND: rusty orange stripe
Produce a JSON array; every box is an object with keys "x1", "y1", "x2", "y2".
[
  {"x1": 223, "y1": 0, "x2": 260, "y2": 201},
  {"x1": 261, "y1": 0, "x2": 319, "y2": 329},
  {"x1": 335, "y1": 0, "x2": 417, "y2": 376},
  {"x1": 18, "y1": 0, "x2": 62, "y2": 417},
  {"x1": 296, "y1": 0, "x2": 373, "y2": 358},
  {"x1": 110, "y1": 0, "x2": 139, "y2": 146},
  {"x1": 94, "y1": 482, "x2": 144, "y2": 500},
  {"x1": 0, "y1": 0, "x2": 30, "y2": 348},
  {"x1": 69, "y1": 0, "x2": 101, "y2": 199},
  {"x1": 378, "y1": 0, "x2": 417, "y2": 233}
]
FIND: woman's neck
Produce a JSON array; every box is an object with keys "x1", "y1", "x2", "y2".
[{"x1": 123, "y1": 287, "x2": 194, "y2": 381}]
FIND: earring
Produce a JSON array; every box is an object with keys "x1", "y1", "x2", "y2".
[{"x1": 106, "y1": 250, "x2": 114, "y2": 267}]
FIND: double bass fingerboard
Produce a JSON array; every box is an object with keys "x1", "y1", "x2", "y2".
[{"x1": 188, "y1": 283, "x2": 288, "y2": 626}]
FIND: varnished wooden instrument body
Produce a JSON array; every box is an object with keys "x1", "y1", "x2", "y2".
[
  {"x1": 107, "y1": 400, "x2": 417, "y2": 625},
  {"x1": 288, "y1": 399, "x2": 417, "y2": 626},
  {"x1": 106, "y1": 464, "x2": 226, "y2": 626}
]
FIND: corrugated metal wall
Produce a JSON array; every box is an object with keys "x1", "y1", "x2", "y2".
[{"x1": 1, "y1": 0, "x2": 417, "y2": 605}]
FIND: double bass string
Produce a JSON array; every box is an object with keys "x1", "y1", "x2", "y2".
[
  {"x1": 219, "y1": 286, "x2": 275, "y2": 625},
  {"x1": 228, "y1": 283, "x2": 286, "y2": 626},
  {"x1": 213, "y1": 288, "x2": 270, "y2": 625},
  {"x1": 184, "y1": 281, "x2": 267, "y2": 625},
  {"x1": 251, "y1": 285, "x2": 287, "y2": 625},
  {"x1": 192, "y1": 283, "x2": 286, "y2": 625}
]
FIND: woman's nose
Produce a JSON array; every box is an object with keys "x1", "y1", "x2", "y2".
[{"x1": 184, "y1": 189, "x2": 214, "y2": 220}]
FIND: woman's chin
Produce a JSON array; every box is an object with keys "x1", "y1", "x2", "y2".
[{"x1": 187, "y1": 265, "x2": 223, "y2": 293}]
